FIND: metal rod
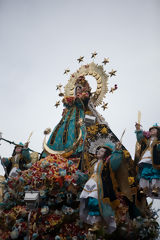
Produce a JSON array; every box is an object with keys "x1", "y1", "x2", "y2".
[{"x1": 0, "y1": 137, "x2": 40, "y2": 154}]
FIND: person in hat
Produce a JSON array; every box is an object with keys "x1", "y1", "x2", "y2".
[
  {"x1": 1, "y1": 142, "x2": 31, "y2": 178},
  {"x1": 135, "y1": 123, "x2": 160, "y2": 196},
  {"x1": 79, "y1": 143, "x2": 124, "y2": 233}
]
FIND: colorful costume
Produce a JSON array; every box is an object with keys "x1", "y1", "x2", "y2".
[
  {"x1": 47, "y1": 97, "x2": 88, "y2": 155},
  {"x1": 135, "y1": 126, "x2": 160, "y2": 195},
  {"x1": 80, "y1": 143, "x2": 133, "y2": 232},
  {"x1": 44, "y1": 77, "x2": 91, "y2": 157},
  {"x1": 1, "y1": 143, "x2": 31, "y2": 178},
  {"x1": 80, "y1": 161, "x2": 116, "y2": 232},
  {"x1": 80, "y1": 143, "x2": 130, "y2": 232}
]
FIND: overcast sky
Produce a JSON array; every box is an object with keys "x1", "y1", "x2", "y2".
[{"x1": 0, "y1": 0, "x2": 160, "y2": 217}]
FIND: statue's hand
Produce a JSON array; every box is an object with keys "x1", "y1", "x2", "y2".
[
  {"x1": 78, "y1": 118, "x2": 83, "y2": 127},
  {"x1": 24, "y1": 142, "x2": 29, "y2": 148},
  {"x1": 115, "y1": 142, "x2": 122, "y2": 151},
  {"x1": 135, "y1": 122, "x2": 141, "y2": 131}
]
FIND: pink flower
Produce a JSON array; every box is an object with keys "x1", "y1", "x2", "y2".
[{"x1": 143, "y1": 131, "x2": 151, "y2": 139}]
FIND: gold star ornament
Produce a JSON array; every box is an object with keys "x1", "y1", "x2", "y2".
[
  {"x1": 56, "y1": 84, "x2": 63, "y2": 91},
  {"x1": 109, "y1": 84, "x2": 118, "y2": 93},
  {"x1": 54, "y1": 101, "x2": 60, "y2": 108},
  {"x1": 101, "y1": 102, "x2": 108, "y2": 110},
  {"x1": 77, "y1": 56, "x2": 84, "y2": 63},
  {"x1": 109, "y1": 69, "x2": 117, "y2": 77},
  {"x1": 91, "y1": 51, "x2": 97, "y2": 59},
  {"x1": 102, "y1": 58, "x2": 109, "y2": 65},
  {"x1": 64, "y1": 69, "x2": 70, "y2": 75},
  {"x1": 101, "y1": 127, "x2": 108, "y2": 134}
]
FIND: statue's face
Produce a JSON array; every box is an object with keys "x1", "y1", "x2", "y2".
[
  {"x1": 15, "y1": 146, "x2": 23, "y2": 153},
  {"x1": 75, "y1": 86, "x2": 82, "y2": 95},
  {"x1": 150, "y1": 128, "x2": 158, "y2": 137},
  {"x1": 96, "y1": 147, "x2": 106, "y2": 159}
]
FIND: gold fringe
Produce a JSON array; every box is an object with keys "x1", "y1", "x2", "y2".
[
  {"x1": 109, "y1": 161, "x2": 118, "y2": 194},
  {"x1": 97, "y1": 161, "x2": 120, "y2": 217},
  {"x1": 152, "y1": 140, "x2": 160, "y2": 169},
  {"x1": 74, "y1": 107, "x2": 80, "y2": 139},
  {"x1": 63, "y1": 107, "x2": 75, "y2": 144},
  {"x1": 103, "y1": 197, "x2": 120, "y2": 210},
  {"x1": 50, "y1": 113, "x2": 66, "y2": 145}
]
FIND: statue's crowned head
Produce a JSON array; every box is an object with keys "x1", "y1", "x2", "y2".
[
  {"x1": 149, "y1": 124, "x2": 160, "y2": 139},
  {"x1": 75, "y1": 75, "x2": 91, "y2": 95}
]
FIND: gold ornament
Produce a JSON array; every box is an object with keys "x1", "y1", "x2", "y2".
[
  {"x1": 87, "y1": 124, "x2": 98, "y2": 135},
  {"x1": 44, "y1": 128, "x2": 52, "y2": 135},
  {"x1": 100, "y1": 127, "x2": 108, "y2": 134},
  {"x1": 64, "y1": 69, "x2": 70, "y2": 75},
  {"x1": 101, "y1": 102, "x2": 108, "y2": 110},
  {"x1": 77, "y1": 56, "x2": 84, "y2": 63},
  {"x1": 102, "y1": 58, "x2": 109, "y2": 65},
  {"x1": 56, "y1": 84, "x2": 63, "y2": 90},
  {"x1": 43, "y1": 129, "x2": 82, "y2": 157},
  {"x1": 91, "y1": 51, "x2": 97, "y2": 59},
  {"x1": 64, "y1": 62, "x2": 109, "y2": 107},
  {"x1": 78, "y1": 118, "x2": 83, "y2": 127},
  {"x1": 109, "y1": 84, "x2": 118, "y2": 93},
  {"x1": 54, "y1": 101, "x2": 60, "y2": 108},
  {"x1": 109, "y1": 69, "x2": 117, "y2": 77}
]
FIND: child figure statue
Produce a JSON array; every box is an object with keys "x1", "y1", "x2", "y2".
[
  {"x1": 1, "y1": 142, "x2": 31, "y2": 178},
  {"x1": 79, "y1": 144, "x2": 119, "y2": 233},
  {"x1": 135, "y1": 123, "x2": 160, "y2": 197}
]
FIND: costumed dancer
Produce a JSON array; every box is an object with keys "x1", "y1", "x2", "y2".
[
  {"x1": 1, "y1": 142, "x2": 31, "y2": 178},
  {"x1": 135, "y1": 123, "x2": 160, "y2": 197}
]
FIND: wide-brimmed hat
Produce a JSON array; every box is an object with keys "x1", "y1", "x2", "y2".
[
  {"x1": 149, "y1": 124, "x2": 160, "y2": 131},
  {"x1": 16, "y1": 142, "x2": 24, "y2": 147},
  {"x1": 96, "y1": 142, "x2": 115, "y2": 153}
]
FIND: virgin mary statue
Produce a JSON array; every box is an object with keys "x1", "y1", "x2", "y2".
[{"x1": 44, "y1": 75, "x2": 91, "y2": 157}]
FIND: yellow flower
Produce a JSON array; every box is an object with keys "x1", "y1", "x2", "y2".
[
  {"x1": 85, "y1": 110, "x2": 92, "y2": 115},
  {"x1": 87, "y1": 124, "x2": 98, "y2": 135},
  {"x1": 123, "y1": 150, "x2": 130, "y2": 158},
  {"x1": 128, "y1": 177, "x2": 135, "y2": 185},
  {"x1": 101, "y1": 127, "x2": 108, "y2": 134}
]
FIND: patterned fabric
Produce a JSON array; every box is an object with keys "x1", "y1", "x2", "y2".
[
  {"x1": 88, "y1": 197, "x2": 100, "y2": 216},
  {"x1": 110, "y1": 150, "x2": 123, "y2": 171},
  {"x1": 2, "y1": 148, "x2": 31, "y2": 177},
  {"x1": 80, "y1": 159, "x2": 118, "y2": 225},
  {"x1": 97, "y1": 160, "x2": 116, "y2": 218},
  {"x1": 135, "y1": 130, "x2": 160, "y2": 169},
  {"x1": 135, "y1": 130, "x2": 144, "y2": 143},
  {"x1": 140, "y1": 163, "x2": 160, "y2": 181},
  {"x1": 80, "y1": 161, "x2": 99, "y2": 199},
  {"x1": 47, "y1": 98, "x2": 86, "y2": 154}
]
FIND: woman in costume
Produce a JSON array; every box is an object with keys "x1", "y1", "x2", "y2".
[{"x1": 135, "y1": 123, "x2": 160, "y2": 197}]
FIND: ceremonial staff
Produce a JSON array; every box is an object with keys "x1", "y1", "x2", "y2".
[
  {"x1": 120, "y1": 128, "x2": 126, "y2": 143},
  {"x1": 0, "y1": 132, "x2": 40, "y2": 154}
]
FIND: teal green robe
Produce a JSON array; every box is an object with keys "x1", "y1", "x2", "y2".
[{"x1": 47, "y1": 98, "x2": 87, "y2": 155}]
